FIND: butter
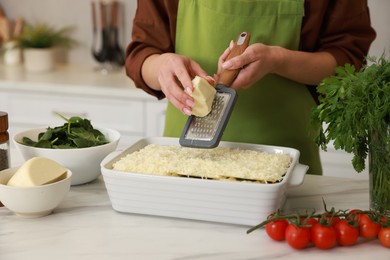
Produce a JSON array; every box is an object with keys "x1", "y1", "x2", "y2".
[
  {"x1": 191, "y1": 76, "x2": 217, "y2": 117},
  {"x1": 7, "y1": 157, "x2": 67, "y2": 187}
]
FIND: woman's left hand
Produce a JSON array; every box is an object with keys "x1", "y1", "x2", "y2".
[
  {"x1": 216, "y1": 42, "x2": 282, "y2": 90},
  {"x1": 216, "y1": 41, "x2": 338, "y2": 88}
]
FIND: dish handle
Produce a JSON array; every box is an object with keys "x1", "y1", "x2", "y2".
[{"x1": 287, "y1": 163, "x2": 308, "y2": 188}]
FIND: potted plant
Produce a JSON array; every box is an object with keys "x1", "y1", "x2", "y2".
[
  {"x1": 15, "y1": 22, "x2": 75, "y2": 72},
  {"x1": 0, "y1": 17, "x2": 24, "y2": 65},
  {"x1": 312, "y1": 56, "x2": 390, "y2": 215}
]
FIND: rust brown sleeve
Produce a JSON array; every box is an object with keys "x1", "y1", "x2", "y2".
[
  {"x1": 125, "y1": 0, "x2": 178, "y2": 100},
  {"x1": 301, "y1": 0, "x2": 376, "y2": 70}
]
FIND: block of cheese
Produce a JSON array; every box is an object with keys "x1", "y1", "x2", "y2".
[
  {"x1": 191, "y1": 76, "x2": 217, "y2": 117},
  {"x1": 7, "y1": 157, "x2": 67, "y2": 187}
]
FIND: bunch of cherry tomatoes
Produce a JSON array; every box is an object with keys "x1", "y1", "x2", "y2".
[{"x1": 247, "y1": 207, "x2": 390, "y2": 250}]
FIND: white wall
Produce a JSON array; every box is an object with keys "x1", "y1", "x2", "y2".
[
  {"x1": 367, "y1": 0, "x2": 390, "y2": 59},
  {"x1": 1, "y1": 0, "x2": 389, "y2": 66}
]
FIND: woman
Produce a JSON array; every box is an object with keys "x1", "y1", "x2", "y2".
[{"x1": 125, "y1": 0, "x2": 376, "y2": 175}]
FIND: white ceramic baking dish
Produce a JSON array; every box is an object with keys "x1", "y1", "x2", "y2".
[{"x1": 100, "y1": 137, "x2": 308, "y2": 226}]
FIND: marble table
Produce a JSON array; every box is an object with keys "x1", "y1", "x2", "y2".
[{"x1": 1, "y1": 153, "x2": 389, "y2": 260}]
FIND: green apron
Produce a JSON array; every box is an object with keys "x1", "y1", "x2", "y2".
[{"x1": 164, "y1": 0, "x2": 322, "y2": 175}]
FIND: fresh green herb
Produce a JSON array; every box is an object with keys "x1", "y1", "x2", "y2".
[
  {"x1": 312, "y1": 56, "x2": 390, "y2": 173},
  {"x1": 22, "y1": 113, "x2": 109, "y2": 149},
  {"x1": 312, "y1": 56, "x2": 390, "y2": 215}
]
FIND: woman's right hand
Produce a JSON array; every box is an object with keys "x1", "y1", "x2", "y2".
[{"x1": 142, "y1": 53, "x2": 211, "y2": 116}]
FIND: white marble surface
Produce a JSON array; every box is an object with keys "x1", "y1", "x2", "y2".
[{"x1": 1, "y1": 151, "x2": 389, "y2": 260}]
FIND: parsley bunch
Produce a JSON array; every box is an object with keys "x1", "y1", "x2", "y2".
[{"x1": 312, "y1": 56, "x2": 390, "y2": 173}]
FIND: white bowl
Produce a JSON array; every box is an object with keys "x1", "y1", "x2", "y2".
[
  {"x1": 0, "y1": 167, "x2": 72, "y2": 218},
  {"x1": 13, "y1": 127, "x2": 120, "y2": 185}
]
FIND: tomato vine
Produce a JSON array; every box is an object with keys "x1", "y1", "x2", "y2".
[{"x1": 247, "y1": 200, "x2": 390, "y2": 250}]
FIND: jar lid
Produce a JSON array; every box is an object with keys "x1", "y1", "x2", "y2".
[{"x1": 0, "y1": 112, "x2": 9, "y2": 132}]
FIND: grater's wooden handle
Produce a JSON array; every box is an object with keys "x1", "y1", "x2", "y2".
[{"x1": 217, "y1": 32, "x2": 251, "y2": 87}]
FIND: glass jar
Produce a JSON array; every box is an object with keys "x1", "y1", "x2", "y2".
[
  {"x1": 0, "y1": 111, "x2": 10, "y2": 171},
  {"x1": 368, "y1": 121, "x2": 390, "y2": 216}
]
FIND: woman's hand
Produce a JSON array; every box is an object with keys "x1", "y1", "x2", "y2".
[
  {"x1": 217, "y1": 42, "x2": 337, "y2": 89},
  {"x1": 142, "y1": 53, "x2": 212, "y2": 115},
  {"x1": 217, "y1": 42, "x2": 281, "y2": 89}
]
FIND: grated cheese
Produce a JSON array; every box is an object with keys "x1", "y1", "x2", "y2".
[{"x1": 112, "y1": 144, "x2": 292, "y2": 183}]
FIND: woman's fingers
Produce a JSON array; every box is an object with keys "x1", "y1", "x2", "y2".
[
  {"x1": 217, "y1": 41, "x2": 233, "y2": 74},
  {"x1": 222, "y1": 46, "x2": 257, "y2": 70},
  {"x1": 218, "y1": 43, "x2": 278, "y2": 89},
  {"x1": 158, "y1": 71, "x2": 193, "y2": 115},
  {"x1": 157, "y1": 54, "x2": 210, "y2": 115}
]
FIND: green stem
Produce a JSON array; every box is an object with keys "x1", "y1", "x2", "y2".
[
  {"x1": 50, "y1": 137, "x2": 59, "y2": 145},
  {"x1": 369, "y1": 125, "x2": 390, "y2": 215}
]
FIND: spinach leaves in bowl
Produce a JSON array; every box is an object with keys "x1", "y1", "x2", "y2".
[{"x1": 21, "y1": 113, "x2": 108, "y2": 149}]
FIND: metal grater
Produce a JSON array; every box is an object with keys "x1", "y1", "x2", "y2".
[
  {"x1": 180, "y1": 32, "x2": 250, "y2": 148},
  {"x1": 179, "y1": 86, "x2": 237, "y2": 148}
]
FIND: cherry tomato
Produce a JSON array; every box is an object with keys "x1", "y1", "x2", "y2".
[
  {"x1": 300, "y1": 217, "x2": 318, "y2": 227},
  {"x1": 330, "y1": 217, "x2": 340, "y2": 227},
  {"x1": 285, "y1": 224, "x2": 311, "y2": 250},
  {"x1": 265, "y1": 219, "x2": 288, "y2": 241},
  {"x1": 311, "y1": 223, "x2": 337, "y2": 249},
  {"x1": 322, "y1": 213, "x2": 340, "y2": 227},
  {"x1": 380, "y1": 216, "x2": 390, "y2": 225},
  {"x1": 348, "y1": 209, "x2": 362, "y2": 222},
  {"x1": 299, "y1": 217, "x2": 318, "y2": 241},
  {"x1": 359, "y1": 214, "x2": 381, "y2": 238},
  {"x1": 307, "y1": 217, "x2": 319, "y2": 226},
  {"x1": 359, "y1": 213, "x2": 374, "y2": 225},
  {"x1": 334, "y1": 219, "x2": 359, "y2": 246},
  {"x1": 378, "y1": 227, "x2": 390, "y2": 248}
]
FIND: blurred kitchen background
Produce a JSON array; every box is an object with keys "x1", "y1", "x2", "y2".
[
  {"x1": 0, "y1": 0, "x2": 136, "y2": 67},
  {"x1": 0, "y1": 0, "x2": 389, "y2": 67}
]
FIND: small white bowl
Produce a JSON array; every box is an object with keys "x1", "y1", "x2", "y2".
[
  {"x1": 0, "y1": 167, "x2": 72, "y2": 218},
  {"x1": 13, "y1": 127, "x2": 120, "y2": 185}
]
